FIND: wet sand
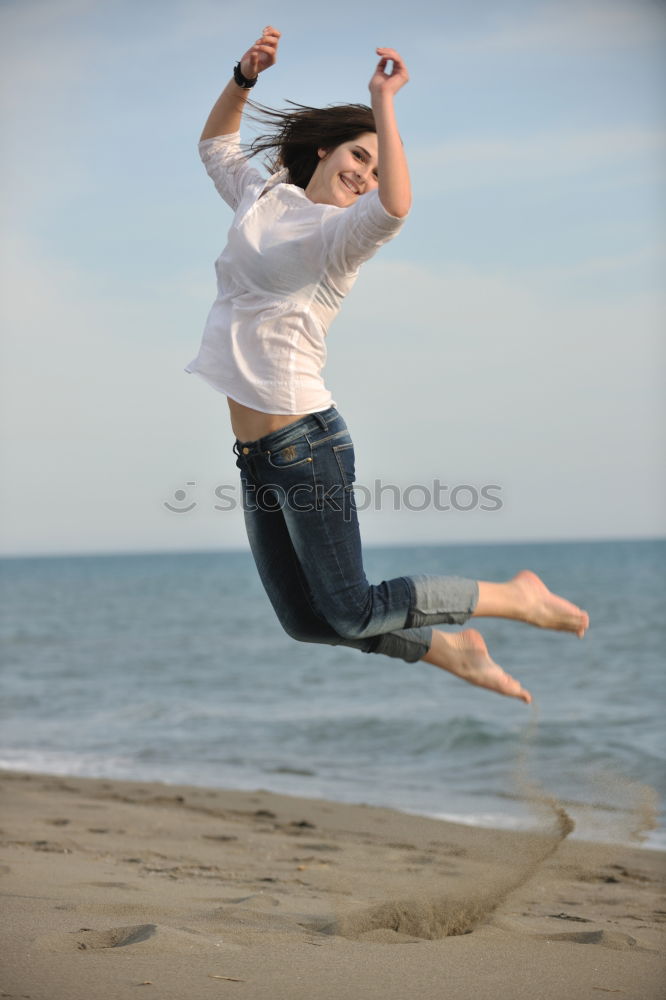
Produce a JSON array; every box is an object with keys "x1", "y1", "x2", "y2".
[{"x1": 0, "y1": 770, "x2": 664, "y2": 999}]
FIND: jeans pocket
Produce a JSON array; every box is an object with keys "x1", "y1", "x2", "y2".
[
  {"x1": 265, "y1": 436, "x2": 313, "y2": 470},
  {"x1": 333, "y1": 442, "x2": 356, "y2": 488}
]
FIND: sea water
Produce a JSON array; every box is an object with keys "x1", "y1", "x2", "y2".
[{"x1": 1, "y1": 539, "x2": 664, "y2": 848}]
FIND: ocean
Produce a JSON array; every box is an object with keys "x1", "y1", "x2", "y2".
[{"x1": 1, "y1": 539, "x2": 664, "y2": 849}]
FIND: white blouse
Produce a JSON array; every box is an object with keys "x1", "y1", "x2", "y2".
[{"x1": 185, "y1": 132, "x2": 406, "y2": 414}]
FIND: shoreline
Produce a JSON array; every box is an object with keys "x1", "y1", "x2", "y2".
[
  {"x1": 1, "y1": 769, "x2": 664, "y2": 999},
  {"x1": 1, "y1": 759, "x2": 662, "y2": 852}
]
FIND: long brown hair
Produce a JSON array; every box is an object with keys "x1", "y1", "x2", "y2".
[{"x1": 244, "y1": 101, "x2": 376, "y2": 189}]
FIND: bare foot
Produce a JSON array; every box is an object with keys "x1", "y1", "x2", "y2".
[
  {"x1": 510, "y1": 570, "x2": 589, "y2": 637},
  {"x1": 423, "y1": 628, "x2": 532, "y2": 704},
  {"x1": 474, "y1": 570, "x2": 589, "y2": 638}
]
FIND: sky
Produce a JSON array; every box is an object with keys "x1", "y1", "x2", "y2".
[{"x1": 1, "y1": 0, "x2": 664, "y2": 557}]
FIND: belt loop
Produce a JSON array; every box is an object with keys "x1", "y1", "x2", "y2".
[
  {"x1": 311, "y1": 409, "x2": 328, "y2": 430},
  {"x1": 232, "y1": 441, "x2": 241, "y2": 457}
]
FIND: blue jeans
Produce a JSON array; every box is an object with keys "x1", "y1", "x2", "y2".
[{"x1": 233, "y1": 406, "x2": 478, "y2": 663}]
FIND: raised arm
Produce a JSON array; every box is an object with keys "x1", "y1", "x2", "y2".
[
  {"x1": 200, "y1": 26, "x2": 281, "y2": 141},
  {"x1": 368, "y1": 48, "x2": 411, "y2": 219}
]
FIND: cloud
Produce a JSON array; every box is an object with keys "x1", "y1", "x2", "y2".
[
  {"x1": 0, "y1": 231, "x2": 235, "y2": 555},
  {"x1": 0, "y1": 0, "x2": 96, "y2": 113},
  {"x1": 410, "y1": 128, "x2": 666, "y2": 192},
  {"x1": 327, "y1": 257, "x2": 665, "y2": 526},
  {"x1": 1, "y1": 234, "x2": 664, "y2": 555},
  {"x1": 445, "y1": 0, "x2": 666, "y2": 53},
  {"x1": 1, "y1": 0, "x2": 664, "y2": 554}
]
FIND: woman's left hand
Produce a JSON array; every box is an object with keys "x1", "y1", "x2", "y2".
[{"x1": 369, "y1": 48, "x2": 409, "y2": 98}]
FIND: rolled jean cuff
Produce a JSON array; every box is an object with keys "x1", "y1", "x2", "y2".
[
  {"x1": 405, "y1": 574, "x2": 479, "y2": 627},
  {"x1": 370, "y1": 627, "x2": 434, "y2": 663}
]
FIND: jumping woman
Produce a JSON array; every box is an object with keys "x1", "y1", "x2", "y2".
[{"x1": 186, "y1": 27, "x2": 589, "y2": 705}]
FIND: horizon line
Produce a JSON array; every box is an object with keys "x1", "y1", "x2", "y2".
[{"x1": 1, "y1": 533, "x2": 664, "y2": 562}]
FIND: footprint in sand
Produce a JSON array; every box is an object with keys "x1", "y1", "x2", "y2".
[
  {"x1": 300, "y1": 842, "x2": 341, "y2": 852},
  {"x1": 40, "y1": 924, "x2": 157, "y2": 952},
  {"x1": 32, "y1": 840, "x2": 70, "y2": 853},
  {"x1": 225, "y1": 894, "x2": 281, "y2": 908},
  {"x1": 547, "y1": 912, "x2": 592, "y2": 923},
  {"x1": 538, "y1": 929, "x2": 639, "y2": 950},
  {"x1": 84, "y1": 881, "x2": 140, "y2": 890},
  {"x1": 38, "y1": 923, "x2": 235, "y2": 954}
]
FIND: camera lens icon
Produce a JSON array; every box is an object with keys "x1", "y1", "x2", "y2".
[{"x1": 164, "y1": 481, "x2": 197, "y2": 513}]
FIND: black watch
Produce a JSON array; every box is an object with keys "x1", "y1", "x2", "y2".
[{"x1": 234, "y1": 62, "x2": 258, "y2": 89}]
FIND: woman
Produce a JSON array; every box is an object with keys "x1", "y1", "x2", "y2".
[{"x1": 186, "y1": 27, "x2": 589, "y2": 704}]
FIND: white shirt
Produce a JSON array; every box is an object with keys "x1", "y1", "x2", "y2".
[{"x1": 185, "y1": 132, "x2": 405, "y2": 414}]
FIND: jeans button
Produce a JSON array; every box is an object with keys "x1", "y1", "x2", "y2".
[{"x1": 242, "y1": 447, "x2": 250, "y2": 455}]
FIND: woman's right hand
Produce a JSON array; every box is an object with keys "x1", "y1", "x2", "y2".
[{"x1": 239, "y1": 26, "x2": 281, "y2": 80}]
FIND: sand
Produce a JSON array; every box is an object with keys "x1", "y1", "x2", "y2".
[{"x1": 0, "y1": 770, "x2": 664, "y2": 1000}]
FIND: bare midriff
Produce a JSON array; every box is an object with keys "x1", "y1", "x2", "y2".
[{"x1": 227, "y1": 397, "x2": 308, "y2": 443}]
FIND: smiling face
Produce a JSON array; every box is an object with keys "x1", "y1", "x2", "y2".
[{"x1": 304, "y1": 132, "x2": 379, "y2": 208}]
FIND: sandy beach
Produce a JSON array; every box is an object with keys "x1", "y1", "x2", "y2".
[{"x1": 1, "y1": 769, "x2": 664, "y2": 999}]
